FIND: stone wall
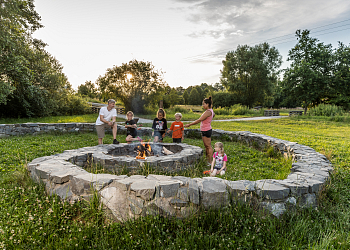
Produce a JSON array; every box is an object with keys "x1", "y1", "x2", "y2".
[{"x1": 8, "y1": 122, "x2": 332, "y2": 219}]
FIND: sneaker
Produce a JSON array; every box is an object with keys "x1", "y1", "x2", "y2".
[{"x1": 113, "y1": 139, "x2": 120, "y2": 144}]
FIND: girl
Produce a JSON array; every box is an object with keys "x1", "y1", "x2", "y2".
[
  {"x1": 125, "y1": 111, "x2": 142, "y2": 142},
  {"x1": 185, "y1": 96, "x2": 215, "y2": 164},
  {"x1": 210, "y1": 142, "x2": 227, "y2": 176},
  {"x1": 152, "y1": 108, "x2": 167, "y2": 142}
]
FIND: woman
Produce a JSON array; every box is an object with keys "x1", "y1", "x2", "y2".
[{"x1": 185, "y1": 96, "x2": 214, "y2": 164}]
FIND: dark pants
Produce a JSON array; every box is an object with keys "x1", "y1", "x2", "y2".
[{"x1": 173, "y1": 138, "x2": 182, "y2": 143}]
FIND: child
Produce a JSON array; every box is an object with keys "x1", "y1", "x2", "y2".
[
  {"x1": 168, "y1": 113, "x2": 184, "y2": 143},
  {"x1": 125, "y1": 111, "x2": 141, "y2": 142},
  {"x1": 152, "y1": 108, "x2": 167, "y2": 142},
  {"x1": 210, "y1": 142, "x2": 227, "y2": 176}
]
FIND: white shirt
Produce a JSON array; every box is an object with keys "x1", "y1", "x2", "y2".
[{"x1": 95, "y1": 107, "x2": 117, "y2": 125}]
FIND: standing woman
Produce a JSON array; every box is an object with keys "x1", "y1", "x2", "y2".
[{"x1": 185, "y1": 97, "x2": 215, "y2": 164}]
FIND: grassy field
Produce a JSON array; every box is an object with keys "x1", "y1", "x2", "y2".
[
  {"x1": 0, "y1": 117, "x2": 350, "y2": 249},
  {"x1": 0, "y1": 114, "x2": 126, "y2": 124}
]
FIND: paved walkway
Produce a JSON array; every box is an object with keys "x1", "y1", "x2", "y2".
[{"x1": 116, "y1": 114, "x2": 288, "y2": 124}]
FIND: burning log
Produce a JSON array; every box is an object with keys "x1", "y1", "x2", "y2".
[{"x1": 134, "y1": 142, "x2": 153, "y2": 159}]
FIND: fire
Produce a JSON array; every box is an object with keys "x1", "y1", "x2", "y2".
[{"x1": 135, "y1": 141, "x2": 153, "y2": 159}]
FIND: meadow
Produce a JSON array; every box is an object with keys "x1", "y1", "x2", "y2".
[{"x1": 0, "y1": 117, "x2": 350, "y2": 249}]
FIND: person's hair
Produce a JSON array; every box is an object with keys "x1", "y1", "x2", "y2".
[
  {"x1": 157, "y1": 108, "x2": 166, "y2": 119},
  {"x1": 203, "y1": 96, "x2": 212, "y2": 108},
  {"x1": 174, "y1": 113, "x2": 182, "y2": 118},
  {"x1": 215, "y1": 142, "x2": 224, "y2": 155},
  {"x1": 126, "y1": 111, "x2": 134, "y2": 119},
  {"x1": 108, "y1": 99, "x2": 116, "y2": 104}
]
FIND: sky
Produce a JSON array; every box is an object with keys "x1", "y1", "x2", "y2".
[{"x1": 33, "y1": 0, "x2": 350, "y2": 90}]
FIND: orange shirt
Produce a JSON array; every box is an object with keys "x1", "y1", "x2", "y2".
[{"x1": 169, "y1": 121, "x2": 184, "y2": 138}]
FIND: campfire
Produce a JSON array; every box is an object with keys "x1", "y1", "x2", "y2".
[
  {"x1": 134, "y1": 142, "x2": 174, "y2": 160},
  {"x1": 134, "y1": 142, "x2": 153, "y2": 159}
]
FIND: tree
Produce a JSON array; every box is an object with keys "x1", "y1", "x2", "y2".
[
  {"x1": 221, "y1": 42, "x2": 282, "y2": 108},
  {"x1": 183, "y1": 89, "x2": 189, "y2": 105},
  {"x1": 331, "y1": 42, "x2": 350, "y2": 109},
  {"x1": 0, "y1": 0, "x2": 74, "y2": 117},
  {"x1": 188, "y1": 88, "x2": 202, "y2": 105},
  {"x1": 97, "y1": 59, "x2": 167, "y2": 113},
  {"x1": 282, "y1": 30, "x2": 334, "y2": 114},
  {"x1": 78, "y1": 81, "x2": 97, "y2": 99}
]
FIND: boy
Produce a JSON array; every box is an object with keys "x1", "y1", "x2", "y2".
[{"x1": 168, "y1": 113, "x2": 184, "y2": 143}]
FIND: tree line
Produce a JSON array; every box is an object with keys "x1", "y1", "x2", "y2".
[{"x1": 2, "y1": 0, "x2": 350, "y2": 118}]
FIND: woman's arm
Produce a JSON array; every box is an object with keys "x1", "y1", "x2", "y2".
[{"x1": 185, "y1": 110, "x2": 212, "y2": 127}]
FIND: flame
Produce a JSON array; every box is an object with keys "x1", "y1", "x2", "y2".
[{"x1": 135, "y1": 141, "x2": 151, "y2": 159}]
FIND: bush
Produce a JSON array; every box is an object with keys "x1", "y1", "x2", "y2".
[
  {"x1": 55, "y1": 94, "x2": 92, "y2": 116},
  {"x1": 213, "y1": 107, "x2": 231, "y2": 115},
  {"x1": 308, "y1": 104, "x2": 344, "y2": 116},
  {"x1": 172, "y1": 106, "x2": 189, "y2": 114},
  {"x1": 231, "y1": 104, "x2": 252, "y2": 115}
]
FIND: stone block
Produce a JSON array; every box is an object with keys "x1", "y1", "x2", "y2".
[
  {"x1": 49, "y1": 181, "x2": 73, "y2": 200},
  {"x1": 177, "y1": 187, "x2": 189, "y2": 201},
  {"x1": 100, "y1": 187, "x2": 129, "y2": 222},
  {"x1": 199, "y1": 179, "x2": 229, "y2": 209},
  {"x1": 170, "y1": 198, "x2": 188, "y2": 207},
  {"x1": 128, "y1": 197, "x2": 145, "y2": 215},
  {"x1": 130, "y1": 180, "x2": 156, "y2": 201},
  {"x1": 255, "y1": 180, "x2": 290, "y2": 200},
  {"x1": 260, "y1": 201, "x2": 286, "y2": 217},
  {"x1": 111, "y1": 178, "x2": 135, "y2": 191},
  {"x1": 50, "y1": 167, "x2": 88, "y2": 184},
  {"x1": 188, "y1": 180, "x2": 199, "y2": 205},
  {"x1": 171, "y1": 176, "x2": 191, "y2": 186},
  {"x1": 299, "y1": 193, "x2": 317, "y2": 208},
  {"x1": 156, "y1": 181, "x2": 180, "y2": 198}
]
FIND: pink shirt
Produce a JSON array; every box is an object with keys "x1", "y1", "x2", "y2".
[{"x1": 200, "y1": 108, "x2": 214, "y2": 131}]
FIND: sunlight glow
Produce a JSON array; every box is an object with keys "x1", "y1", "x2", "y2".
[{"x1": 126, "y1": 73, "x2": 133, "y2": 80}]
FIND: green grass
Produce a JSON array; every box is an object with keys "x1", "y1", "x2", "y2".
[
  {"x1": 85, "y1": 135, "x2": 291, "y2": 181},
  {"x1": 0, "y1": 114, "x2": 125, "y2": 124},
  {"x1": 1, "y1": 117, "x2": 350, "y2": 249}
]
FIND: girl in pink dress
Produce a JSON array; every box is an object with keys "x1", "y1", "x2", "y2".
[{"x1": 210, "y1": 142, "x2": 227, "y2": 176}]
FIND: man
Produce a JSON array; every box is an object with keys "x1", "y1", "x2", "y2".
[{"x1": 95, "y1": 99, "x2": 119, "y2": 145}]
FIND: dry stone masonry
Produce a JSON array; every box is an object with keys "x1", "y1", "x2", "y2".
[{"x1": 6, "y1": 122, "x2": 332, "y2": 219}]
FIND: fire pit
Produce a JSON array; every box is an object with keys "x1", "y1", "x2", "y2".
[{"x1": 88, "y1": 142, "x2": 203, "y2": 172}]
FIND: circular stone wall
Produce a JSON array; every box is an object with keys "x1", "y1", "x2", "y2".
[{"x1": 27, "y1": 127, "x2": 333, "y2": 220}]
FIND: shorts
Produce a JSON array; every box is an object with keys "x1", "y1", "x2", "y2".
[
  {"x1": 201, "y1": 129, "x2": 212, "y2": 138},
  {"x1": 96, "y1": 124, "x2": 113, "y2": 138},
  {"x1": 173, "y1": 138, "x2": 182, "y2": 143},
  {"x1": 154, "y1": 131, "x2": 163, "y2": 141},
  {"x1": 127, "y1": 131, "x2": 137, "y2": 138}
]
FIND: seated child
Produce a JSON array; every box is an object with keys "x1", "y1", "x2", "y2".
[
  {"x1": 125, "y1": 111, "x2": 141, "y2": 142},
  {"x1": 152, "y1": 108, "x2": 167, "y2": 142},
  {"x1": 210, "y1": 142, "x2": 227, "y2": 176},
  {"x1": 168, "y1": 113, "x2": 184, "y2": 143}
]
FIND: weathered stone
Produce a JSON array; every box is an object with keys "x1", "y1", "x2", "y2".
[
  {"x1": 50, "y1": 181, "x2": 73, "y2": 200},
  {"x1": 177, "y1": 187, "x2": 189, "y2": 201},
  {"x1": 260, "y1": 202, "x2": 286, "y2": 217},
  {"x1": 100, "y1": 187, "x2": 129, "y2": 222},
  {"x1": 199, "y1": 179, "x2": 229, "y2": 209},
  {"x1": 299, "y1": 193, "x2": 317, "y2": 208},
  {"x1": 171, "y1": 176, "x2": 191, "y2": 186},
  {"x1": 170, "y1": 198, "x2": 188, "y2": 207},
  {"x1": 255, "y1": 180, "x2": 290, "y2": 200},
  {"x1": 128, "y1": 197, "x2": 145, "y2": 215},
  {"x1": 111, "y1": 178, "x2": 134, "y2": 191},
  {"x1": 130, "y1": 180, "x2": 156, "y2": 200},
  {"x1": 156, "y1": 181, "x2": 180, "y2": 198},
  {"x1": 225, "y1": 180, "x2": 255, "y2": 199},
  {"x1": 188, "y1": 180, "x2": 199, "y2": 205},
  {"x1": 50, "y1": 167, "x2": 88, "y2": 184}
]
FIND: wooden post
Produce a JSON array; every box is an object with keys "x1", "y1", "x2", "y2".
[{"x1": 159, "y1": 100, "x2": 163, "y2": 108}]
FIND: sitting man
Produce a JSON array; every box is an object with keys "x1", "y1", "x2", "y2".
[{"x1": 95, "y1": 99, "x2": 119, "y2": 145}]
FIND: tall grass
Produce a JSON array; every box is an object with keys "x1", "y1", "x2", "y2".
[{"x1": 308, "y1": 104, "x2": 345, "y2": 116}]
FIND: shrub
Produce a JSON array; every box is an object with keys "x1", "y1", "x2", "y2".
[
  {"x1": 308, "y1": 104, "x2": 344, "y2": 116},
  {"x1": 213, "y1": 107, "x2": 231, "y2": 115},
  {"x1": 212, "y1": 92, "x2": 237, "y2": 108},
  {"x1": 231, "y1": 104, "x2": 252, "y2": 115},
  {"x1": 172, "y1": 106, "x2": 189, "y2": 114},
  {"x1": 55, "y1": 94, "x2": 92, "y2": 116}
]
